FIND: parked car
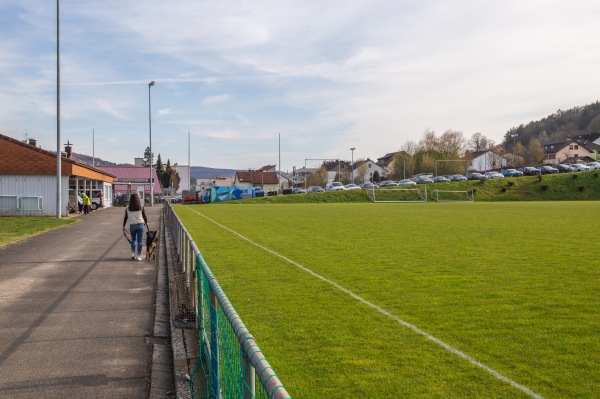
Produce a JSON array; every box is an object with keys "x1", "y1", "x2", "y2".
[
  {"x1": 308, "y1": 186, "x2": 325, "y2": 192},
  {"x1": 398, "y1": 179, "x2": 416, "y2": 185},
  {"x1": 501, "y1": 168, "x2": 523, "y2": 177},
  {"x1": 554, "y1": 164, "x2": 574, "y2": 173},
  {"x1": 432, "y1": 176, "x2": 451, "y2": 183},
  {"x1": 586, "y1": 162, "x2": 600, "y2": 170},
  {"x1": 518, "y1": 167, "x2": 541, "y2": 176},
  {"x1": 448, "y1": 174, "x2": 467, "y2": 181},
  {"x1": 344, "y1": 184, "x2": 361, "y2": 190},
  {"x1": 171, "y1": 195, "x2": 182, "y2": 203},
  {"x1": 359, "y1": 182, "x2": 378, "y2": 189},
  {"x1": 484, "y1": 171, "x2": 504, "y2": 179},
  {"x1": 292, "y1": 187, "x2": 307, "y2": 194},
  {"x1": 538, "y1": 165, "x2": 559, "y2": 174},
  {"x1": 413, "y1": 176, "x2": 434, "y2": 184},
  {"x1": 326, "y1": 182, "x2": 346, "y2": 191},
  {"x1": 254, "y1": 187, "x2": 265, "y2": 197},
  {"x1": 467, "y1": 173, "x2": 485, "y2": 180},
  {"x1": 569, "y1": 163, "x2": 590, "y2": 172},
  {"x1": 379, "y1": 180, "x2": 398, "y2": 187}
]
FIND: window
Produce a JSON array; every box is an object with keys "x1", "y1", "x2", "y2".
[
  {"x1": 569, "y1": 145, "x2": 574, "y2": 150},
  {"x1": 574, "y1": 145, "x2": 579, "y2": 150}
]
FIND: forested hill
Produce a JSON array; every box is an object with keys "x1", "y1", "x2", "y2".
[{"x1": 503, "y1": 101, "x2": 600, "y2": 146}]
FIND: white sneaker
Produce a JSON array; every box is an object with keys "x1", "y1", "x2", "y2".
[
  {"x1": 136, "y1": 255, "x2": 142, "y2": 261},
  {"x1": 131, "y1": 252, "x2": 136, "y2": 259}
]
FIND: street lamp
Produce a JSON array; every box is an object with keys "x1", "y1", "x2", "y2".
[
  {"x1": 510, "y1": 134, "x2": 518, "y2": 148},
  {"x1": 350, "y1": 147, "x2": 355, "y2": 184},
  {"x1": 148, "y1": 81, "x2": 155, "y2": 206}
]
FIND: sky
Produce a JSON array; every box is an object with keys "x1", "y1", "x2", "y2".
[{"x1": 1, "y1": 0, "x2": 600, "y2": 172}]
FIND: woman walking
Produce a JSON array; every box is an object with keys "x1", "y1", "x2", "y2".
[{"x1": 123, "y1": 193, "x2": 148, "y2": 261}]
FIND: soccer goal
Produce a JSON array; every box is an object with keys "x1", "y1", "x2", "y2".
[
  {"x1": 431, "y1": 189, "x2": 475, "y2": 202},
  {"x1": 368, "y1": 186, "x2": 428, "y2": 203}
]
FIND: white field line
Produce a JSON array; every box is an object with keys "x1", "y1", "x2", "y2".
[{"x1": 188, "y1": 207, "x2": 544, "y2": 399}]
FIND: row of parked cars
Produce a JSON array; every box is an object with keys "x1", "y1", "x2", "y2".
[
  {"x1": 466, "y1": 162, "x2": 600, "y2": 180},
  {"x1": 289, "y1": 162, "x2": 600, "y2": 192}
]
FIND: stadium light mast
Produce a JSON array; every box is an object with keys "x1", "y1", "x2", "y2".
[
  {"x1": 350, "y1": 147, "x2": 355, "y2": 184},
  {"x1": 55, "y1": 0, "x2": 61, "y2": 218},
  {"x1": 148, "y1": 80, "x2": 155, "y2": 206}
]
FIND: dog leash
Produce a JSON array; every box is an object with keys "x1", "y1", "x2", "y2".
[
  {"x1": 123, "y1": 230, "x2": 132, "y2": 244},
  {"x1": 123, "y1": 224, "x2": 150, "y2": 244}
]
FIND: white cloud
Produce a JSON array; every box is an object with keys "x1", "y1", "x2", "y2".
[{"x1": 202, "y1": 95, "x2": 232, "y2": 105}]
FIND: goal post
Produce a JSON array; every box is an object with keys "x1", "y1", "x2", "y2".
[
  {"x1": 431, "y1": 189, "x2": 475, "y2": 202},
  {"x1": 368, "y1": 186, "x2": 428, "y2": 203}
]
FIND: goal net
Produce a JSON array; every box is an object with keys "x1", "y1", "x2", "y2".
[
  {"x1": 431, "y1": 189, "x2": 475, "y2": 202},
  {"x1": 368, "y1": 187, "x2": 428, "y2": 203}
]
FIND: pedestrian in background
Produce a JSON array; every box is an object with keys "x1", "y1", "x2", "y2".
[
  {"x1": 82, "y1": 192, "x2": 91, "y2": 215},
  {"x1": 123, "y1": 193, "x2": 148, "y2": 261},
  {"x1": 77, "y1": 193, "x2": 83, "y2": 214}
]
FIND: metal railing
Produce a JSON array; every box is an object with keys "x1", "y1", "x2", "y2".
[{"x1": 166, "y1": 204, "x2": 291, "y2": 399}]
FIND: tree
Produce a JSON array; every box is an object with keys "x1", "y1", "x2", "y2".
[
  {"x1": 356, "y1": 161, "x2": 369, "y2": 183},
  {"x1": 143, "y1": 146, "x2": 153, "y2": 167},
  {"x1": 372, "y1": 170, "x2": 381, "y2": 183},
  {"x1": 525, "y1": 138, "x2": 545, "y2": 165},
  {"x1": 169, "y1": 169, "x2": 181, "y2": 192},
  {"x1": 306, "y1": 166, "x2": 328, "y2": 187},
  {"x1": 155, "y1": 154, "x2": 165, "y2": 177},
  {"x1": 468, "y1": 133, "x2": 492, "y2": 152},
  {"x1": 161, "y1": 159, "x2": 173, "y2": 188}
]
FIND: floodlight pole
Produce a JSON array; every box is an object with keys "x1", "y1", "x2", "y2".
[
  {"x1": 55, "y1": 0, "x2": 61, "y2": 218},
  {"x1": 148, "y1": 81, "x2": 155, "y2": 206},
  {"x1": 350, "y1": 147, "x2": 355, "y2": 184}
]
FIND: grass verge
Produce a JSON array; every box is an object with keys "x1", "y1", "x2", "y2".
[{"x1": 0, "y1": 216, "x2": 78, "y2": 247}]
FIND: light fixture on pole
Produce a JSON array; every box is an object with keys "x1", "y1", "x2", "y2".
[
  {"x1": 350, "y1": 147, "x2": 355, "y2": 184},
  {"x1": 148, "y1": 81, "x2": 155, "y2": 206},
  {"x1": 510, "y1": 133, "x2": 518, "y2": 148}
]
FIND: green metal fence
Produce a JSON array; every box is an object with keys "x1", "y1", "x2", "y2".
[{"x1": 167, "y1": 204, "x2": 291, "y2": 399}]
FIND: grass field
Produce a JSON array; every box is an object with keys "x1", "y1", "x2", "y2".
[
  {"x1": 174, "y1": 202, "x2": 599, "y2": 398},
  {"x1": 0, "y1": 216, "x2": 77, "y2": 247}
]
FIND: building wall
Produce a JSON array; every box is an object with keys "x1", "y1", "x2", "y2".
[{"x1": 0, "y1": 175, "x2": 69, "y2": 216}]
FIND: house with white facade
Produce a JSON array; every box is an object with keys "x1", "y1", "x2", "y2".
[
  {"x1": 352, "y1": 159, "x2": 389, "y2": 183},
  {"x1": 467, "y1": 149, "x2": 510, "y2": 172}
]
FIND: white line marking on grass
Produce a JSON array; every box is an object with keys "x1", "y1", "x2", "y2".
[{"x1": 189, "y1": 207, "x2": 544, "y2": 399}]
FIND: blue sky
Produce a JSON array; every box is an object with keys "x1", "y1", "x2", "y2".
[{"x1": 1, "y1": 0, "x2": 599, "y2": 172}]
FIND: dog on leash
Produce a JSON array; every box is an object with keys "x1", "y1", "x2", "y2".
[{"x1": 145, "y1": 230, "x2": 159, "y2": 261}]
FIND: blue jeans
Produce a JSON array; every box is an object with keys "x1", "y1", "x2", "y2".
[{"x1": 130, "y1": 223, "x2": 145, "y2": 255}]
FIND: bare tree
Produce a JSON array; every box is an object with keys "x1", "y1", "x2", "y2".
[
  {"x1": 525, "y1": 138, "x2": 545, "y2": 165},
  {"x1": 355, "y1": 161, "x2": 369, "y2": 183},
  {"x1": 467, "y1": 133, "x2": 492, "y2": 152}
]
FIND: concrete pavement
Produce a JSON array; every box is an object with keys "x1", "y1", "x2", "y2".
[{"x1": 0, "y1": 205, "x2": 176, "y2": 398}]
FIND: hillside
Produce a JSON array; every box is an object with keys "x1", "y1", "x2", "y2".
[{"x1": 503, "y1": 101, "x2": 600, "y2": 147}]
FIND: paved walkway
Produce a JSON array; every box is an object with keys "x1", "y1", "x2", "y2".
[{"x1": 0, "y1": 205, "x2": 178, "y2": 399}]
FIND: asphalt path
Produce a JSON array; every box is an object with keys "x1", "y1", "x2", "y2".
[{"x1": 0, "y1": 205, "x2": 162, "y2": 399}]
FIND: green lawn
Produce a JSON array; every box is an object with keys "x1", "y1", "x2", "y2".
[
  {"x1": 175, "y1": 202, "x2": 600, "y2": 398},
  {"x1": 0, "y1": 216, "x2": 77, "y2": 247}
]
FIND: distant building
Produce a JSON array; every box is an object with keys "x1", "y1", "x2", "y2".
[{"x1": 234, "y1": 170, "x2": 279, "y2": 193}]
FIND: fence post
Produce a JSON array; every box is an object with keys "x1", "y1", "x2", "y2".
[
  {"x1": 210, "y1": 290, "x2": 221, "y2": 398},
  {"x1": 242, "y1": 351, "x2": 256, "y2": 399}
]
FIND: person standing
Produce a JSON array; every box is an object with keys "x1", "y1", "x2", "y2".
[
  {"x1": 77, "y1": 193, "x2": 83, "y2": 214},
  {"x1": 82, "y1": 192, "x2": 91, "y2": 215},
  {"x1": 123, "y1": 193, "x2": 148, "y2": 261},
  {"x1": 98, "y1": 190, "x2": 104, "y2": 207}
]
